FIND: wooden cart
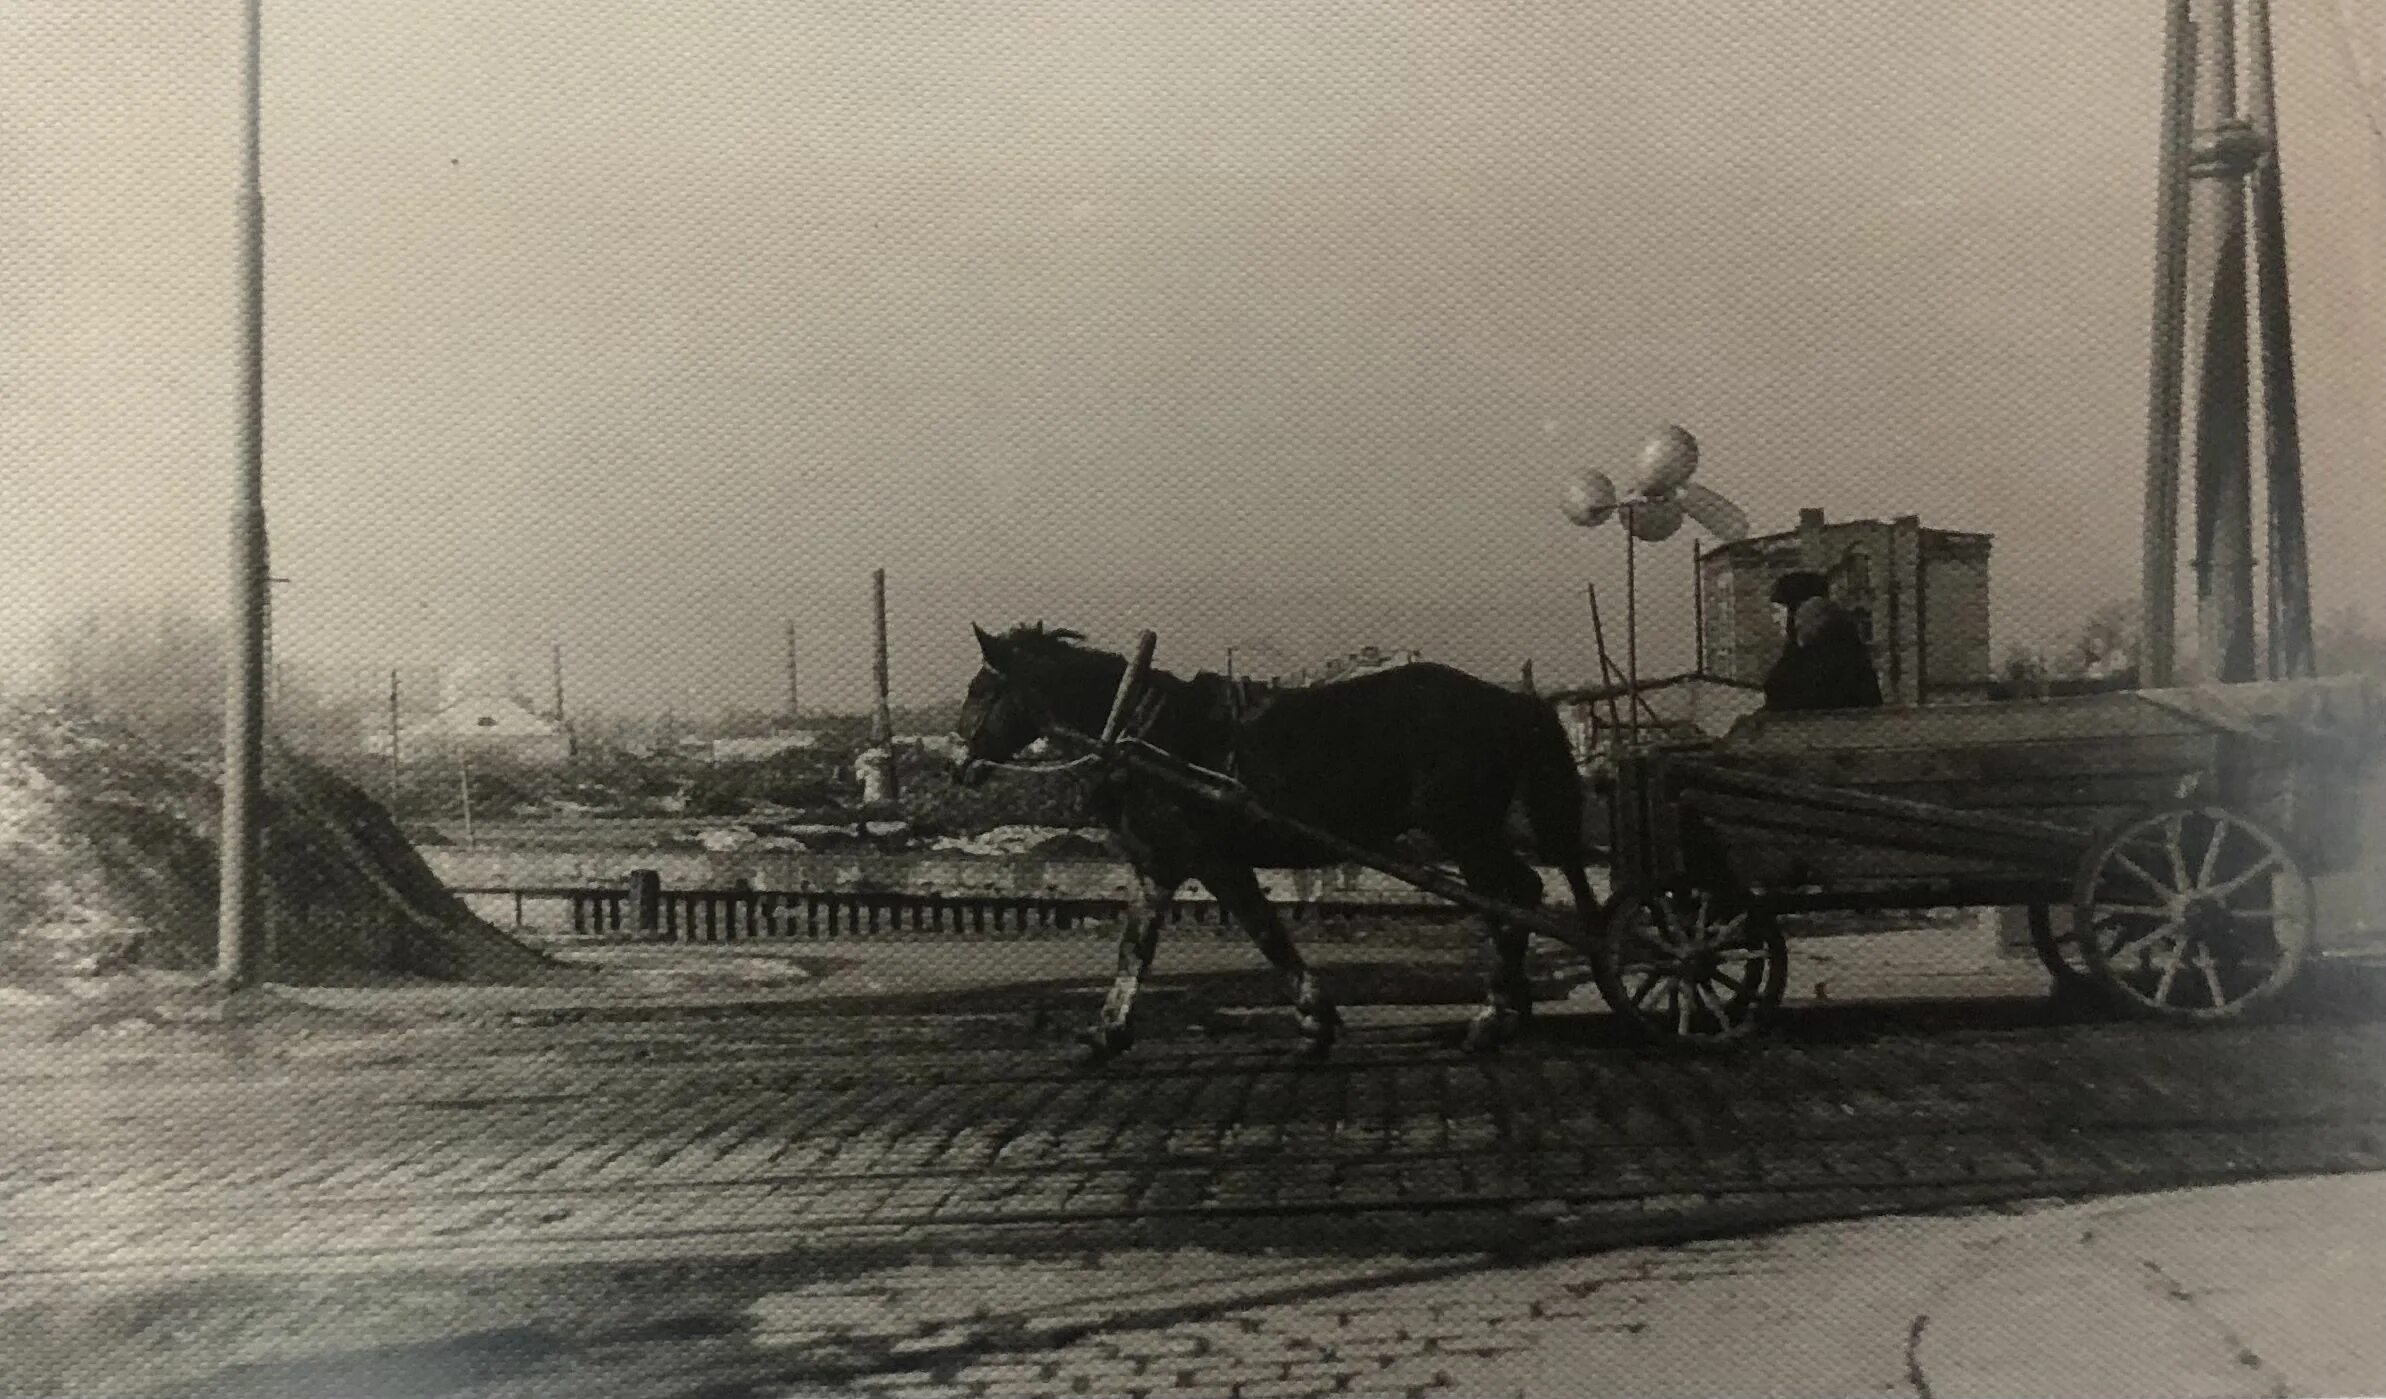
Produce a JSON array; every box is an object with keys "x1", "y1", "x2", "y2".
[{"x1": 1595, "y1": 676, "x2": 2385, "y2": 1043}]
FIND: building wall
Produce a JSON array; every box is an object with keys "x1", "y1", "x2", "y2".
[
  {"x1": 1700, "y1": 514, "x2": 1992, "y2": 703},
  {"x1": 1923, "y1": 551, "x2": 1993, "y2": 692}
]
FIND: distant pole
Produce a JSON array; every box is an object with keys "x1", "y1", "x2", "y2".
[
  {"x1": 2143, "y1": 0, "x2": 2196, "y2": 689},
  {"x1": 2247, "y1": 0, "x2": 2315, "y2": 678},
  {"x1": 215, "y1": 0, "x2": 267, "y2": 989},
  {"x1": 871, "y1": 568, "x2": 898, "y2": 801},
  {"x1": 783, "y1": 620, "x2": 800, "y2": 724},
  {"x1": 550, "y1": 641, "x2": 565, "y2": 721},
  {"x1": 386, "y1": 668, "x2": 400, "y2": 809},
  {"x1": 459, "y1": 759, "x2": 475, "y2": 849}
]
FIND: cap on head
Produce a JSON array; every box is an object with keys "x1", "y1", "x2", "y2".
[{"x1": 1771, "y1": 571, "x2": 1830, "y2": 608}]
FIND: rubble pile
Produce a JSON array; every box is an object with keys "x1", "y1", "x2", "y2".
[{"x1": 0, "y1": 705, "x2": 551, "y2": 989}]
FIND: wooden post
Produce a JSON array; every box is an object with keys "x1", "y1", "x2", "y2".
[
  {"x1": 627, "y1": 869, "x2": 661, "y2": 936},
  {"x1": 459, "y1": 759, "x2": 475, "y2": 849}
]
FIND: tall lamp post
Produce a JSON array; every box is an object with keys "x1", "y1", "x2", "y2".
[
  {"x1": 216, "y1": 0, "x2": 268, "y2": 989},
  {"x1": 1563, "y1": 426, "x2": 1749, "y2": 704}
]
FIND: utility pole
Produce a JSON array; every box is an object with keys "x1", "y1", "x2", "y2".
[
  {"x1": 784, "y1": 620, "x2": 800, "y2": 725},
  {"x1": 550, "y1": 641, "x2": 565, "y2": 721},
  {"x1": 216, "y1": 0, "x2": 267, "y2": 989},
  {"x1": 386, "y1": 668, "x2": 401, "y2": 810},
  {"x1": 870, "y1": 569, "x2": 898, "y2": 801}
]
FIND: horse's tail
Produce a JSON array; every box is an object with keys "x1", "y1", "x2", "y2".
[{"x1": 1519, "y1": 705, "x2": 1604, "y2": 942}]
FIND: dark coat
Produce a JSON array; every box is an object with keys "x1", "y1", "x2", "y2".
[{"x1": 1763, "y1": 599, "x2": 1885, "y2": 712}]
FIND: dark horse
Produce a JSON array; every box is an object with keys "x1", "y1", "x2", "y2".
[{"x1": 955, "y1": 624, "x2": 1601, "y2": 1061}]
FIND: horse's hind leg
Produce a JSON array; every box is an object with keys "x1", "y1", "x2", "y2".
[
  {"x1": 1204, "y1": 863, "x2": 1340, "y2": 1057},
  {"x1": 1084, "y1": 871, "x2": 1178, "y2": 1062},
  {"x1": 1453, "y1": 844, "x2": 1543, "y2": 1054}
]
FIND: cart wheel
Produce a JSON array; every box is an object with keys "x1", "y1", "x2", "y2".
[
  {"x1": 1596, "y1": 885, "x2": 1786, "y2": 1044},
  {"x1": 2026, "y1": 903, "x2": 2096, "y2": 989},
  {"x1": 2073, "y1": 804, "x2": 2314, "y2": 1022}
]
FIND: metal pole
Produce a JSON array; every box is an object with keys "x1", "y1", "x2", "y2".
[
  {"x1": 215, "y1": 0, "x2": 267, "y2": 989},
  {"x1": 2247, "y1": 0, "x2": 2315, "y2": 678},
  {"x1": 1691, "y1": 538, "x2": 1705, "y2": 676},
  {"x1": 2143, "y1": 0, "x2": 2197, "y2": 689},
  {"x1": 2189, "y1": 0, "x2": 2258, "y2": 683},
  {"x1": 1624, "y1": 509, "x2": 1639, "y2": 700}
]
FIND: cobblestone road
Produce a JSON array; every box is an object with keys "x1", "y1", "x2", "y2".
[{"x1": 4, "y1": 972, "x2": 2385, "y2": 1397}]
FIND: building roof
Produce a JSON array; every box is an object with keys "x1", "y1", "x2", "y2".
[
  {"x1": 1701, "y1": 516, "x2": 1992, "y2": 563},
  {"x1": 399, "y1": 695, "x2": 566, "y2": 741}
]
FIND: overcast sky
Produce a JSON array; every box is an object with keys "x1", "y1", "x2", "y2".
[{"x1": 5, "y1": 1, "x2": 2383, "y2": 716}]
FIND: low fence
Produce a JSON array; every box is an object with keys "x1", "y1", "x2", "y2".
[{"x1": 453, "y1": 874, "x2": 1470, "y2": 943}]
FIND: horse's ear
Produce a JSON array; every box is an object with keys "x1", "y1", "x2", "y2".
[{"x1": 972, "y1": 624, "x2": 1008, "y2": 671}]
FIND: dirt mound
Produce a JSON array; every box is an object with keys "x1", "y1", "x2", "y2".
[{"x1": 1, "y1": 705, "x2": 553, "y2": 990}]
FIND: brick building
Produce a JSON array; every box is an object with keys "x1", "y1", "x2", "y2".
[{"x1": 1699, "y1": 508, "x2": 1993, "y2": 705}]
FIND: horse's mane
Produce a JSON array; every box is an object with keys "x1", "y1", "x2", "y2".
[{"x1": 996, "y1": 622, "x2": 1093, "y2": 658}]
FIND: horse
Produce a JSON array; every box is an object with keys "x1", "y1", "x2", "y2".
[{"x1": 954, "y1": 623, "x2": 1601, "y2": 1062}]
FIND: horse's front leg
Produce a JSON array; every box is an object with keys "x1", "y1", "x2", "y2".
[
  {"x1": 1203, "y1": 863, "x2": 1340, "y2": 1058},
  {"x1": 1080, "y1": 870, "x2": 1178, "y2": 1064},
  {"x1": 1454, "y1": 844, "x2": 1543, "y2": 1054}
]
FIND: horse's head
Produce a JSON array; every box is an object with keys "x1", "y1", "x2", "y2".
[{"x1": 953, "y1": 623, "x2": 1076, "y2": 786}]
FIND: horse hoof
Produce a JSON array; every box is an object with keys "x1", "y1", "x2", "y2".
[
  {"x1": 1462, "y1": 1013, "x2": 1516, "y2": 1055},
  {"x1": 1073, "y1": 1023, "x2": 1133, "y2": 1066}
]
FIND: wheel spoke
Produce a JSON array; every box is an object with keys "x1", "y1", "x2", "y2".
[
  {"x1": 2163, "y1": 814, "x2": 2190, "y2": 891},
  {"x1": 1672, "y1": 982, "x2": 1691, "y2": 1037},
  {"x1": 1630, "y1": 922, "x2": 1675, "y2": 957},
  {"x1": 1708, "y1": 965, "x2": 1750, "y2": 997},
  {"x1": 1628, "y1": 971, "x2": 1663, "y2": 1010},
  {"x1": 1689, "y1": 979, "x2": 1735, "y2": 1031},
  {"x1": 2197, "y1": 953, "x2": 2230, "y2": 1009},
  {"x1": 2195, "y1": 814, "x2": 2229, "y2": 890},
  {"x1": 2152, "y1": 937, "x2": 2190, "y2": 1005},
  {"x1": 2108, "y1": 850, "x2": 2173, "y2": 898},
  {"x1": 2093, "y1": 902, "x2": 2173, "y2": 921},
  {"x1": 2103, "y1": 916, "x2": 2183, "y2": 962},
  {"x1": 2208, "y1": 854, "x2": 2283, "y2": 901},
  {"x1": 2226, "y1": 906, "x2": 2277, "y2": 923}
]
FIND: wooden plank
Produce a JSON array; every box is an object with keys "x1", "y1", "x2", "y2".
[
  {"x1": 1684, "y1": 794, "x2": 2065, "y2": 872},
  {"x1": 1713, "y1": 835, "x2": 2051, "y2": 890},
  {"x1": 1707, "y1": 733, "x2": 2219, "y2": 786},
  {"x1": 1722, "y1": 693, "x2": 2213, "y2": 753},
  {"x1": 1675, "y1": 763, "x2": 2091, "y2": 851}
]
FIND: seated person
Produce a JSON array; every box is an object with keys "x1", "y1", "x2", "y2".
[{"x1": 1762, "y1": 571, "x2": 1885, "y2": 712}]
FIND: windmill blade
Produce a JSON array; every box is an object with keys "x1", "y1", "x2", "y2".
[{"x1": 1678, "y1": 482, "x2": 1750, "y2": 541}]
